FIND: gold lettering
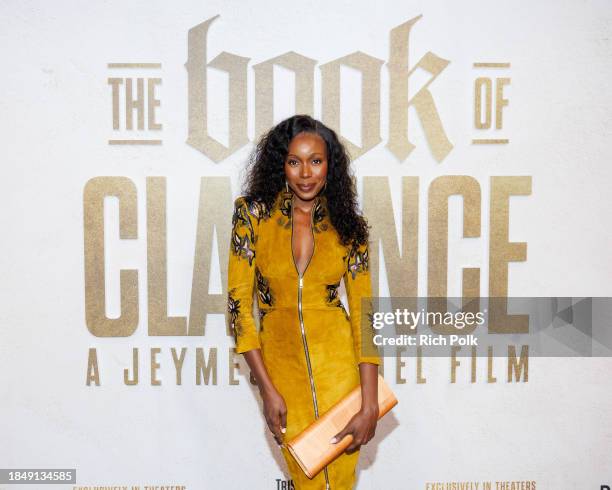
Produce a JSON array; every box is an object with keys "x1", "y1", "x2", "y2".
[
  {"x1": 489, "y1": 176, "x2": 531, "y2": 333},
  {"x1": 84, "y1": 177, "x2": 139, "y2": 337}
]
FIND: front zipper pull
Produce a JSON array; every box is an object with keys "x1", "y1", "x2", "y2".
[{"x1": 299, "y1": 276, "x2": 303, "y2": 288}]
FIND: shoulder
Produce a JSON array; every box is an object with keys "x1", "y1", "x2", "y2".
[
  {"x1": 233, "y1": 195, "x2": 256, "y2": 211},
  {"x1": 232, "y1": 195, "x2": 272, "y2": 225},
  {"x1": 232, "y1": 196, "x2": 248, "y2": 218},
  {"x1": 233, "y1": 195, "x2": 247, "y2": 207}
]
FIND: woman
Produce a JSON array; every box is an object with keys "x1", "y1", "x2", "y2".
[{"x1": 227, "y1": 114, "x2": 381, "y2": 489}]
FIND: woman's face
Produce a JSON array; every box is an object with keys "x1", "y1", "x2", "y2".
[{"x1": 284, "y1": 131, "x2": 328, "y2": 202}]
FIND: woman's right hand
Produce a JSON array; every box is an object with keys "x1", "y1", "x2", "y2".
[
  {"x1": 260, "y1": 386, "x2": 287, "y2": 445},
  {"x1": 242, "y1": 349, "x2": 287, "y2": 446}
]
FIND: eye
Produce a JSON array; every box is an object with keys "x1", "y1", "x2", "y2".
[
  {"x1": 312, "y1": 159, "x2": 322, "y2": 164},
  {"x1": 287, "y1": 159, "x2": 299, "y2": 166}
]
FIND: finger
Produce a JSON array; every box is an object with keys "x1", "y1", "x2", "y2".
[
  {"x1": 331, "y1": 428, "x2": 355, "y2": 446},
  {"x1": 265, "y1": 417, "x2": 277, "y2": 442},
  {"x1": 268, "y1": 413, "x2": 282, "y2": 443},
  {"x1": 264, "y1": 412, "x2": 275, "y2": 432},
  {"x1": 280, "y1": 408, "x2": 287, "y2": 435},
  {"x1": 346, "y1": 425, "x2": 370, "y2": 453},
  {"x1": 330, "y1": 418, "x2": 357, "y2": 444},
  {"x1": 330, "y1": 426, "x2": 351, "y2": 444},
  {"x1": 345, "y1": 436, "x2": 363, "y2": 454}
]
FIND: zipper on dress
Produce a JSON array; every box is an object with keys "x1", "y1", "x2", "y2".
[{"x1": 290, "y1": 194, "x2": 331, "y2": 490}]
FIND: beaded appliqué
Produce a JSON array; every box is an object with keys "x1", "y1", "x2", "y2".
[{"x1": 346, "y1": 242, "x2": 369, "y2": 279}]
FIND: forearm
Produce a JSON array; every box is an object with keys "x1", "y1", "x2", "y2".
[
  {"x1": 243, "y1": 349, "x2": 276, "y2": 395},
  {"x1": 358, "y1": 362, "x2": 379, "y2": 412}
]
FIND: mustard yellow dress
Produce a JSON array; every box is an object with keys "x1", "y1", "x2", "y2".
[{"x1": 227, "y1": 188, "x2": 381, "y2": 490}]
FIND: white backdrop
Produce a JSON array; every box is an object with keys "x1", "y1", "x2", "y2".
[{"x1": 1, "y1": 0, "x2": 611, "y2": 489}]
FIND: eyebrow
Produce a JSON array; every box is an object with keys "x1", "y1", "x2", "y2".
[{"x1": 287, "y1": 153, "x2": 324, "y2": 158}]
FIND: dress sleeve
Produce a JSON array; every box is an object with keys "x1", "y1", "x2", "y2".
[
  {"x1": 343, "y1": 239, "x2": 381, "y2": 365},
  {"x1": 227, "y1": 196, "x2": 261, "y2": 354}
]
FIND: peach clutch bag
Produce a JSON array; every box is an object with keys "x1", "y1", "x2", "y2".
[{"x1": 283, "y1": 373, "x2": 398, "y2": 479}]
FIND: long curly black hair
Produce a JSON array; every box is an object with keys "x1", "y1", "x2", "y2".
[{"x1": 241, "y1": 114, "x2": 369, "y2": 247}]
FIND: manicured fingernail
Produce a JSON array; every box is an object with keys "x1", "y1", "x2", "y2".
[
  {"x1": 330, "y1": 437, "x2": 337, "y2": 444},
  {"x1": 281, "y1": 427, "x2": 286, "y2": 433}
]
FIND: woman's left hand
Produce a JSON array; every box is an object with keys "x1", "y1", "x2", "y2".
[{"x1": 330, "y1": 402, "x2": 379, "y2": 454}]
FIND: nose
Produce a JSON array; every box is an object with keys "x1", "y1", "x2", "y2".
[{"x1": 300, "y1": 161, "x2": 312, "y2": 179}]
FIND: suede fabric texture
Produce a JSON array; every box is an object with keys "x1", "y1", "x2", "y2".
[{"x1": 227, "y1": 188, "x2": 381, "y2": 490}]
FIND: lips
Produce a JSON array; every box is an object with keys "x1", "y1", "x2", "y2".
[{"x1": 298, "y1": 184, "x2": 315, "y2": 191}]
